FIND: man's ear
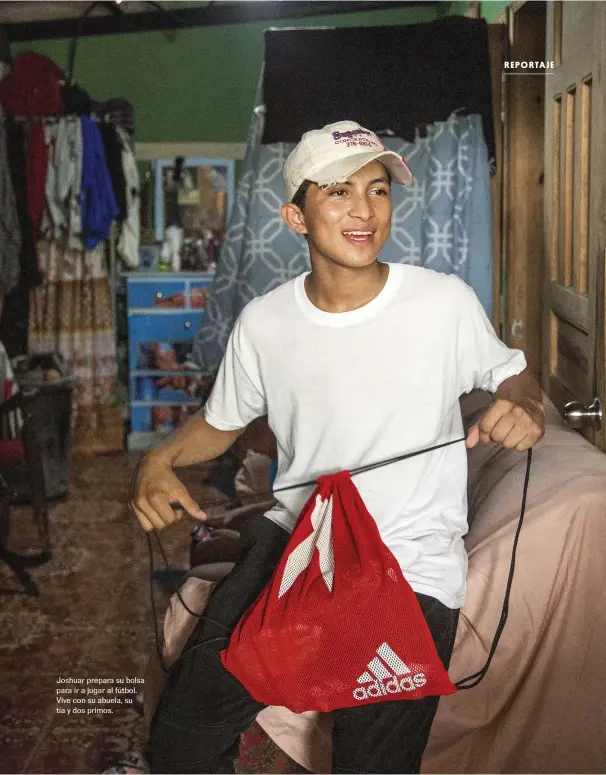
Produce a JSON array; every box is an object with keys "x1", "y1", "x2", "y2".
[{"x1": 281, "y1": 203, "x2": 308, "y2": 235}]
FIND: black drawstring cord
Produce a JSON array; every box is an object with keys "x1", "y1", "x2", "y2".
[
  {"x1": 146, "y1": 438, "x2": 532, "y2": 690},
  {"x1": 146, "y1": 528, "x2": 233, "y2": 674},
  {"x1": 455, "y1": 447, "x2": 532, "y2": 689},
  {"x1": 272, "y1": 436, "x2": 468, "y2": 493},
  {"x1": 146, "y1": 534, "x2": 169, "y2": 672}
]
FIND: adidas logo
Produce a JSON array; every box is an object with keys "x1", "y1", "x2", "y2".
[{"x1": 353, "y1": 642, "x2": 427, "y2": 701}]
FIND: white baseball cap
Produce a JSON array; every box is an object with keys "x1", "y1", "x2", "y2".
[{"x1": 283, "y1": 120, "x2": 413, "y2": 202}]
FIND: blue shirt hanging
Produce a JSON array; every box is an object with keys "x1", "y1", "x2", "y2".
[{"x1": 80, "y1": 116, "x2": 119, "y2": 249}]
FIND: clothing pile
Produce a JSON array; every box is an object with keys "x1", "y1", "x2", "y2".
[{"x1": 0, "y1": 52, "x2": 140, "y2": 272}]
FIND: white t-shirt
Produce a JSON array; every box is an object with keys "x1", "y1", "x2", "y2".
[{"x1": 204, "y1": 263, "x2": 526, "y2": 608}]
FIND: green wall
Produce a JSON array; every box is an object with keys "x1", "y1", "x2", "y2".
[
  {"x1": 13, "y1": 5, "x2": 440, "y2": 144},
  {"x1": 479, "y1": 0, "x2": 511, "y2": 23},
  {"x1": 447, "y1": 0, "x2": 510, "y2": 22}
]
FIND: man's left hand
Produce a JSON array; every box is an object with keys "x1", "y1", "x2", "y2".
[{"x1": 465, "y1": 398, "x2": 545, "y2": 451}]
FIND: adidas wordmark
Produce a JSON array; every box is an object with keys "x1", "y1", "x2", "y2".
[{"x1": 353, "y1": 642, "x2": 427, "y2": 701}]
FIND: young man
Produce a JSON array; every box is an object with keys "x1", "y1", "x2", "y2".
[{"x1": 132, "y1": 120, "x2": 544, "y2": 774}]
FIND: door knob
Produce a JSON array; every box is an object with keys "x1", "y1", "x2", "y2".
[
  {"x1": 184, "y1": 321, "x2": 191, "y2": 330},
  {"x1": 563, "y1": 397, "x2": 602, "y2": 431}
]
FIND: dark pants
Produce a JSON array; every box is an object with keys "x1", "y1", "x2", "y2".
[{"x1": 147, "y1": 516, "x2": 459, "y2": 774}]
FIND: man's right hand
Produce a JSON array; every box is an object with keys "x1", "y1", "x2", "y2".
[{"x1": 130, "y1": 452, "x2": 207, "y2": 532}]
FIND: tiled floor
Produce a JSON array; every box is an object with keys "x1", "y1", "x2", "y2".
[{"x1": 0, "y1": 452, "x2": 306, "y2": 774}]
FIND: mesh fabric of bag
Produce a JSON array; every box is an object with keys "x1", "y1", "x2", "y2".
[{"x1": 221, "y1": 470, "x2": 456, "y2": 713}]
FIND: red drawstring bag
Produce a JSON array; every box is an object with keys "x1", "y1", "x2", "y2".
[{"x1": 220, "y1": 469, "x2": 456, "y2": 713}]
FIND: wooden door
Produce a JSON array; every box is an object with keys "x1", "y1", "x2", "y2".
[
  {"x1": 502, "y1": 1, "x2": 546, "y2": 381},
  {"x1": 488, "y1": 22, "x2": 507, "y2": 338},
  {"x1": 543, "y1": 1, "x2": 606, "y2": 449}
]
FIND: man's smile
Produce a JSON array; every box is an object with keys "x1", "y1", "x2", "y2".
[{"x1": 342, "y1": 230, "x2": 375, "y2": 244}]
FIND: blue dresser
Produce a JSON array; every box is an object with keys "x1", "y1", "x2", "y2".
[{"x1": 126, "y1": 271, "x2": 214, "y2": 450}]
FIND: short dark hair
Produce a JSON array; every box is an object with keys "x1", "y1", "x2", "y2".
[{"x1": 291, "y1": 179, "x2": 313, "y2": 211}]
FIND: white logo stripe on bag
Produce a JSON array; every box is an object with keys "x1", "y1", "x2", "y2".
[
  {"x1": 377, "y1": 642, "x2": 411, "y2": 675},
  {"x1": 354, "y1": 643, "x2": 426, "y2": 700},
  {"x1": 278, "y1": 494, "x2": 335, "y2": 598},
  {"x1": 357, "y1": 671, "x2": 374, "y2": 684},
  {"x1": 357, "y1": 642, "x2": 412, "y2": 683},
  {"x1": 366, "y1": 657, "x2": 393, "y2": 681}
]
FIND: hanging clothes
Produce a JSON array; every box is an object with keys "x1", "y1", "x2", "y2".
[
  {"x1": 97, "y1": 97, "x2": 134, "y2": 135},
  {"x1": 0, "y1": 52, "x2": 64, "y2": 117},
  {"x1": 26, "y1": 123, "x2": 47, "y2": 237},
  {"x1": 0, "y1": 28, "x2": 10, "y2": 68},
  {"x1": 44, "y1": 117, "x2": 83, "y2": 250},
  {"x1": 63, "y1": 81, "x2": 93, "y2": 116},
  {"x1": 0, "y1": 119, "x2": 41, "y2": 358},
  {"x1": 99, "y1": 123, "x2": 127, "y2": 223},
  {"x1": 0, "y1": 115, "x2": 21, "y2": 296},
  {"x1": 116, "y1": 126, "x2": 140, "y2": 268},
  {"x1": 80, "y1": 116, "x2": 119, "y2": 250},
  {"x1": 57, "y1": 118, "x2": 83, "y2": 250},
  {"x1": 29, "y1": 238, "x2": 123, "y2": 453},
  {"x1": 43, "y1": 121, "x2": 63, "y2": 238},
  {"x1": 6, "y1": 121, "x2": 40, "y2": 290}
]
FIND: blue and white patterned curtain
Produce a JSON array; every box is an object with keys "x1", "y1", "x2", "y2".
[{"x1": 194, "y1": 97, "x2": 493, "y2": 375}]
